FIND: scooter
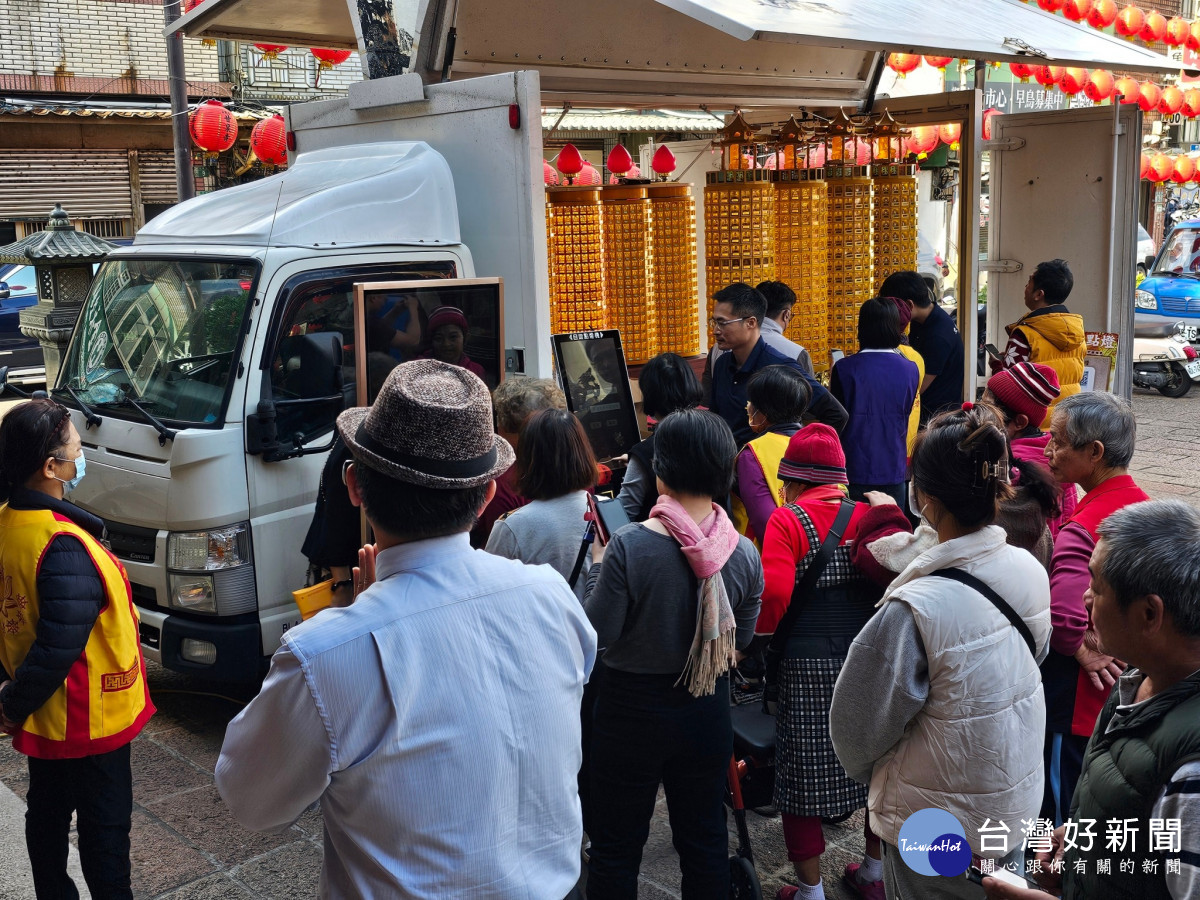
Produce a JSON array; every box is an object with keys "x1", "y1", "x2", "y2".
[{"x1": 1132, "y1": 322, "x2": 1200, "y2": 397}]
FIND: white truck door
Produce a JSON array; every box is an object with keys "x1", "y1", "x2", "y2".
[{"x1": 986, "y1": 103, "x2": 1141, "y2": 398}]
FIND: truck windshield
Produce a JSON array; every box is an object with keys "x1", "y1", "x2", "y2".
[
  {"x1": 1154, "y1": 229, "x2": 1200, "y2": 276},
  {"x1": 58, "y1": 258, "x2": 258, "y2": 425}
]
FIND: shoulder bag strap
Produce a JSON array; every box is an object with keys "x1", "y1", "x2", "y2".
[
  {"x1": 929, "y1": 567, "x2": 1037, "y2": 658},
  {"x1": 766, "y1": 498, "x2": 856, "y2": 661}
]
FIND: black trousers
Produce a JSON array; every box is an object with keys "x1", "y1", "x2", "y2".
[
  {"x1": 586, "y1": 667, "x2": 731, "y2": 900},
  {"x1": 26, "y1": 743, "x2": 133, "y2": 900}
]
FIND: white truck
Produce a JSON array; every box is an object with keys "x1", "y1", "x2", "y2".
[{"x1": 12, "y1": 0, "x2": 1169, "y2": 680}]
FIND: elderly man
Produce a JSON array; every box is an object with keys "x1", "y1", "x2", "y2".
[
  {"x1": 216, "y1": 360, "x2": 597, "y2": 898},
  {"x1": 1041, "y1": 392, "x2": 1148, "y2": 826},
  {"x1": 984, "y1": 500, "x2": 1200, "y2": 900}
]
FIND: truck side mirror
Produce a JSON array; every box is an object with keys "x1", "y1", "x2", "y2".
[
  {"x1": 0, "y1": 283, "x2": 9, "y2": 301},
  {"x1": 294, "y1": 332, "x2": 344, "y2": 399},
  {"x1": 246, "y1": 333, "x2": 345, "y2": 461}
]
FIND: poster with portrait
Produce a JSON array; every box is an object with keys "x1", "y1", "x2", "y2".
[{"x1": 552, "y1": 330, "x2": 640, "y2": 462}]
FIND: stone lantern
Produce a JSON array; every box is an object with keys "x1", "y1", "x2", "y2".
[{"x1": 0, "y1": 205, "x2": 117, "y2": 387}]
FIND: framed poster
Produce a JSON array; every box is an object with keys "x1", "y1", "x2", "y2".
[
  {"x1": 1082, "y1": 331, "x2": 1118, "y2": 393},
  {"x1": 552, "y1": 330, "x2": 640, "y2": 462}
]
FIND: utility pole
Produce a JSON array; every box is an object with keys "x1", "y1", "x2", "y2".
[{"x1": 164, "y1": 0, "x2": 196, "y2": 202}]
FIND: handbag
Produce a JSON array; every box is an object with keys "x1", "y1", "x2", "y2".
[{"x1": 762, "y1": 497, "x2": 856, "y2": 715}]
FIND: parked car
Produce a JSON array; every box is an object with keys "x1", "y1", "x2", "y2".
[
  {"x1": 0, "y1": 263, "x2": 45, "y2": 383},
  {"x1": 1135, "y1": 221, "x2": 1200, "y2": 343}
]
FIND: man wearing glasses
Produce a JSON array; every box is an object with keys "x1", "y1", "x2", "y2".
[{"x1": 704, "y1": 282, "x2": 847, "y2": 445}]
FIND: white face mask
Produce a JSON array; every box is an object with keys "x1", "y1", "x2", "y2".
[{"x1": 908, "y1": 482, "x2": 924, "y2": 520}]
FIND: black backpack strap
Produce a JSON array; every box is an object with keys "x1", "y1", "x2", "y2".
[{"x1": 929, "y1": 567, "x2": 1037, "y2": 658}]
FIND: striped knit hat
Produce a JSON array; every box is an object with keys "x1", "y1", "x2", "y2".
[
  {"x1": 777, "y1": 423, "x2": 848, "y2": 485},
  {"x1": 986, "y1": 362, "x2": 1061, "y2": 427}
]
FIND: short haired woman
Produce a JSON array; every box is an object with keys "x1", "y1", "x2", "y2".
[
  {"x1": 0, "y1": 399, "x2": 154, "y2": 898},
  {"x1": 730, "y1": 364, "x2": 811, "y2": 544},
  {"x1": 831, "y1": 405, "x2": 1052, "y2": 898},
  {"x1": 584, "y1": 408, "x2": 762, "y2": 898},
  {"x1": 419, "y1": 306, "x2": 486, "y2": 381},
  {"x1": 617, "y1": 352, "x2": 703, "y2": 521},
  {"x1": 485, "y1": 408, "x2": 598, "y2": 600},
  {"x1": 830, "y1": 297, "x2": 920, "y2": 506}
]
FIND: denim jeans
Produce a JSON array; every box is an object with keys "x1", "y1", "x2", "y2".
[
  {"x1": 586, "y1": 667, "x2": 732, "y2": 900},
  {"x1": 26, "y1": 743, "x2": 133, "y2": 900}
]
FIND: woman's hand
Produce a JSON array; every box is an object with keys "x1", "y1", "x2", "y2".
[
  {"x1": 353, "y1": 544, "x2": 377, "y2": 600},
  {"x1": 591, "y1": 536, "x2": 607, "y2": 564},
  {"x1": 863, "y1": 491, "x2": 898, "y2": 508}
]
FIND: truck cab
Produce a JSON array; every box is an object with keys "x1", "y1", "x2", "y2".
[{"x1": 1135, "y1": 221, "x2": 1200, "y2": 344}]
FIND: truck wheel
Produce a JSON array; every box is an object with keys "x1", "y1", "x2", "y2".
[{"x1": 1158, "y1": 363, "x2": 1192, "y2": 398}]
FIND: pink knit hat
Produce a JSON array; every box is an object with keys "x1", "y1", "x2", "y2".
[
  {"x1": 777, "y1": 423, "x2": 848, "y2": 485},
  {"x1": 986, "y1": 362, "x2": 1061, "y2": 426}
]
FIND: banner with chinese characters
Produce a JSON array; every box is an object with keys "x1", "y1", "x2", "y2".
[{"x1": 1082, "y1": 332, "x2": 1119, "y2": 393}]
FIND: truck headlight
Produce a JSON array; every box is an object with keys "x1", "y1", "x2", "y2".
[
  {"x1": 169, "y1": 574, "x2": 216, "y2": 613},
  {"x1": 1135, "y1": 289, "x2": 1158, "y2": 310},
  {"x1": 168, "y1": 523, "x2": 251, "y2": 571},
  {"x1": 166, "y1": 524, "x2": 256, "y2": 616}
]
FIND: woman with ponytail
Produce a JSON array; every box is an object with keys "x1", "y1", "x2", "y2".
[{"x1": 830, "y1": 403, "x2": 1052, "y2": 899}]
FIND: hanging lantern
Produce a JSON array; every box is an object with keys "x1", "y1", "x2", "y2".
[
  {"x1": 651, "y1": 145, "x2": 677, "y2": 180},
  {"x1": 253, "y1": 44, "x2": 289, "y2": 60},
  {"x1": 1085, "y1": 69, "x2": 1116, "y2": 102},
  {"x1": 1113, "y1": 76, "x2": 1142, "y2": 103},
  {"x1": 1140, "y1": 153, "x2": 1151, "y2": 180},
  {"x1": 1063, "y1": 0, "x2": 1094, "y2": 22},
  {"x1": 182, "y1": 0, "x2": 216, "y2": 45},
  {"x1": 886, "y1": 53, "x2": 922, "y2": 77},
  {"x1": 1087, "y1": 0, "x2": 1119, "y2": 27},
  {"x1": 982, "y1": 107, "x2": 1003, "y2": 141},
  {"x1": 1184, "y1": 89, "x2": 1200, "y2": 117},
  {"x1": 543, "y1": 160, "x2": 559, "y2": 185},
  {"x1": 557, "y1": 143, "x2": 584, "y2": 185},
  {"x1": 1172, "y1": 155, "x2": 1196, "y2": 184},
  {"x1": 905, "y1": 125, "x2": 940, "y2": 158},
  {"x1": 249, "y1": 115, "x2": 287, "y2": 167},
  {"x1": 578, "y1": 161, "x2": 602, "y2": 186},
  {"x1": 1138, "y1": 81, "x2": 1163, "y2": 112},
  {"x1": 1165, "y1": 16, "x2": 1190, "y2": 46},
  {"x1": 924, "y1": 56, "x2": 953, "y2": 70},
  {"x1": 1033, "y1": 65, "x2": 1065, "y2": 88},
  {"x1": 1141, "y1": 10, "x2": 1168, "y2": 43},
  {"x1": 1037, "y1": 0, "x2": 1066, "y2": 10},
  {"x1": 1115, "y1": 6, "x2": 1147, "y2": 38},
  {"x1": 188, "y1": 99, "x2": 237, "y2": 156},
  {"x1": 1058, "y1": 68, "x2": 1090, "y2": 95},
  {"x1": 1149, "y1": 152, "x2": 1174, "y2": 183},
  {"x1": 1190, "y1": 21, "x2": 1200, "y2": 52},
  {"x1": 606, "y1": 144, "x2": 634, "y2": 179},
  {"x1": 1160, "y1": 85, "x2": 1186, "y2": 116},
  {"x1": 311, "y1": 49, "x2": 353, "y2": 69},
  {"x1": 806, "y1": 143, "x2": 827, "y2": 169},
  {"x1": 937, "y1": 122, "x2": 963, "y2": 149},
  {"x1": 1009, "y1": 62, "x2": 1037, "y2": 82}
]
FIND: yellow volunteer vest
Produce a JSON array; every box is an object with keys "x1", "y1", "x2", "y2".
[
  {"x1": 730, "y1": 431, "x2": 791, "y2": 545},
  {"x1": 897, "y1": 344, "x2": 924, "y2": 459},
  {"x1": 0, "y1": 505, "x2": 154, "y2": 759},
  {"x1": 1010, "y1": 312, "x2": 1086, "y2": 428}
]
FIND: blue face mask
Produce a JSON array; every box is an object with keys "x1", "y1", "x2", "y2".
[{"x1": 53, "y1": 450, "x2": 86, "y2": 492}]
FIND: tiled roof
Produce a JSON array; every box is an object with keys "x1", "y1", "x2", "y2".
[{"x1": 541, "y1": 108, "x2": 722, "y2": 133}]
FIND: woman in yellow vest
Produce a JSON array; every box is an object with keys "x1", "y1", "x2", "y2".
[
  {"x1": 731, "y1": 365, "x2": 812, "y2": 545},
  {"x1": 0, "y1": 399, "x2": 154, "y2": 899}
]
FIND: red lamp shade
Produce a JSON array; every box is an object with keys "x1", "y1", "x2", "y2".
[
  {"x1": 188, "y1": 100, "x2": 237, "y2": 154},
  {"x1": 1160, "y1": 86, "x2": 1186, "y2": 116},
  {"x1": 1114, "y1": 76, "x2": 1142, "y2": 103},
  {"x1": 1184, "y1": 89, "x2": 1200, "y2": 117},
  {"x1": 924, "y1": 56, "x2": 953, "y2": 69},
  {"x1": 886, "y1": 53, "x2": 922, "y2": 77},
  {"x1": 557, "y1": 143, "x2": 584, "y2": 180},
  {"x1": 1009, "y1": 63, "x2": 1037, "y2": 82},
  {"x1": 651, "y1": 145, "x2": 677, "y2": 176},
  {"x1": 937, "y1": 123, "x2": 963, "y2": 149},
  {"x1": 606, "y1": 144, "x2": 633, "y2": 177},
  {"x1": 982, "y1": 108, "x2": 1002, "y2": 141},
  {"x1": 1165, "y1": 16, "x2": 1190, "y2": 47},
  {"x1": 1033, "y1": 65, "x2": 1064, "y2": 88},
  {"x1": 906, "y1": 125, "x2": 940, "y2": 158},
  {"x1": 1115, "y1": 6, "x2": 1147, "y2": 37},
  {"x1": 1087, "y1": 0, "x2": 1119, "y2": 27},
  {"x1": 250, "y1": 115, "x2": 287, "y2": 167},
  {"x1": 1138, "y1": 81, "x2": 1163, "y2": 112},
  {"x1": 1141, "y1": 10, "x2": 1168, "y2": 43},
  {"x1": 1037, "y1": 0, "x2": 1066, "y2": 10},
  {"x1": 1190, "y1": 21, "x2": 1200, "y2": 52},
  {"x1": 1140, "y1": 153, "x2": 1151, "y2": 179},
  {"x1": 1172, "y1": 155, "x2": 1196, "y2": 184},
  {"x1": 253, "y1": 44, "x2": 289, "y2": 59},
  {"x1": 1063, "y1": 0, "x2": 1094, "y2": 22},
  {"x1": 543, "y1": 160, "x2": 558, "y2": 185},
  {"x1": 310, "y1": 49, "x2": 353, "y2": 69},
  {"x1": 1058, "y1": 68, "x2": 1089, "y2": 96},
  {"x1": 1085, "y1": 70, "x2": 1116, "y2": 102},
  {"x1": 1149, "y1": 152, "x2": 1174, "y2": 183}
]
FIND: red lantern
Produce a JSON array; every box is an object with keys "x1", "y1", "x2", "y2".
[
  {"x1": 937, "y1": 123, "x2": 963, "y2": 149},
  {"x1": 188, "y1": 99, "x2": 237, "y2": 155},
  {"x1": 1160, "y1": 85, "x2": 1185, "y2": 115},
  {"x1": 1085, "y1": 69, "x2": 1116, "y2": 102},
  {"x1": 250, "y1": 115, "x2": 287, "y2": 167},
  {"x1": 1115, "y1": 6, "x2": 1147, "y2": 37},
  {"x1": 1058, "y1": 68, "x2": 1089, "y2": 95},
  {"x1": 924, "y1": 56, "x2": 953, "y2": 69},
  {"x1": 543, "y1": 160, "x2": 558, "y2": 185},
  {"x1": 182, "y1": 0, "x2": 203, "y2": 10},
  {"x1": 886, "y1": 53, "x2": 922, "y2": 77},
  {"x1": 1140, "y1": 153, "x2": 1151, "y2": 179},
  {"x1": 1037, "y1": 0, "x2": 1066, "y2": 10},
  {"x1": 556, "y1": 143, "x2": 584, "y2": 183},
  {"x1": 805, "y1": 143, "x2": 827, "y2": 169},
  {"x1": 1172, "y1": 155, "x2": 1196, "y2": 184},
  {"x1": 1149, "y1": 152, "x2": 1174, "y2": 183},
  {"x1": 1190, "y1": 21, "x2": 1200, "y2": 52},
  {"x1": 578, "y1": 161, "x2": 601, "y2": 186},
  {"x1": 1139, "y1": 81, "x2": 1163, "y2": 112},
  {"x1": 1009, "y1": 62, "x2": 1037, "y2": 82},
  {"x1": 310, "y1": 49, "x2": 353, "y2": 69},
  {"x1": 1165, "y1": 16, "x2": 1190, "y2": 46},
  {"x1": 1033, "y1": 65, "x2": 1064, "y2": 88},
  {"x1": 1113, "y1": 76, "x2": 1142, "y2": 103},
  {"x1": 1141, "y1": 10, "x2": 1168, "y2": 43},
  {"x1": 606, "y1": 144, "x2": 633, "y2": 178},
  {"x1": 1087, "y1": 0, "x2": 1119, "y2": 27},
  {"x1": 651, "y1": 145, "x2": 677, "y2": 177},
  {"x1": 1063, "y1": 0, "x2": 1094, "y2": 22},
  {"x1": 253, "y1": 44, "x2": 289, "y2": 60},
  {"x1": 1184, "y1": 89, "x2": 1200, "y2": 117},
  {"x1": 982, "y1": 108, "x2": 1002, "y2": 141},
  {"x1": 906, "y1": 125, "x2": 940, "y2": 158}
]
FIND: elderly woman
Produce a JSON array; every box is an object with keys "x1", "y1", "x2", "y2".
[
  {"x1": 1040, "y1": 392, "x2": 1149, "y2": 826},
  {"x1": 831, "y1": 404, "x2": 1052, "y2": 899}
]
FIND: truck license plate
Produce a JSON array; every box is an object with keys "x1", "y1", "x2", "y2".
[{"x1": 1187, "y1": 360, "x2": 1200, "y2": 378}]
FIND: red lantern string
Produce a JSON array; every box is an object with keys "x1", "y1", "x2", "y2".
[
  {"x1": 1184, "y1": 89, "x2": 1200, "y2": 118},
  {"x1": 310, "y1": 49, "x2": 353, "y2": 69},
  {"x1": 1189, "y1": 21, "x2": 1200, "y2": 52},
  {"x1": 1113, "y1": 76, "x2": 1142, "y2": 104},
  {"x1": 906, "y1": 126, "x2": 940, "y2": 158},
  {"x1": 937, "y1": 123, "x2": 963, "y2": 149},
  {"x1": 1140, "y1": 153, "x2": 1151, "y2": 180},
  {"x1": 1085, "y1": 69, "x2": 1116, "y2": 102},
  {"x1": 1141, "y1": 10, "x2": 1168, "y2": 44},
  {"x1": 1033, "y1": 65, "x2": 1065, "y2": 88},
  {"x1": 1159, "y1": 85, "x2": 1185, "y2": 116},
  {"x1": 1063, "y1": 0, "x2": 1094, "y2": 22},
  {"x1": 1172, "y1": 156, "x2": 1196, "y2": 184},
  {"x1": 253, "y1": 44, "x2": 289, "y2": 60},
  {"x1": 1115, "y1": 6, "x2": 1146, "y2": 38},
  {"x1": 1009, "y1": 62, "x2": 1037, "y2": 82},
  {"x1": 1087, "y1": 0, "x2": 1119, "y2": 27},
  {"x1": 1058, "y1": 68, "x2": 1089, "y2": 95},
  {"x1": 982, "y1": 108, "x2": 1002, "y2": 141},
  {"x1": 1138, "y1": 81, "x2": 1163, "y2": 112},
  {"x1": 249, "y1": 115, "x2": 287, "y2": 167},
  {"x1": 188, "y1": 99, "x2": 237, "y2": 155},
  {"x1": 1148, "y1": 153, "x2": 1173, "y2": 183},
  {"x1": 543, "y1": 160, "x2": 558, "y2": 186},
  {"x1": 924, "y1": 56, "x2": 953, "y2": 70},
  {"x1": 886, "y1": 53, "x2": 922, "y2": 77},
  {"x1": 1165, "y1": 16, "x2": 1190, "y2": 47},
  {"x1": 1037, "y1": 0, "x2": 1066, "y2": 10},
  {"x1": 577, "y1": 162, "x2": 601, "y2": 186}
]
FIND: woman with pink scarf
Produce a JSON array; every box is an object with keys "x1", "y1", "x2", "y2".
[{"x1": 583, "y1": 408, "x2": 763, "y2": 899}]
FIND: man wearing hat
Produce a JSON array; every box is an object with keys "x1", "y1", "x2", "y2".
[{"x1": 216, "y1": 360, "x2": 597, "y2": 898}]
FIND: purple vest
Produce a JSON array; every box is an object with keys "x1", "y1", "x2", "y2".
[{"x1": 833, "y1": 351, "x2": 919, "y2": 485}]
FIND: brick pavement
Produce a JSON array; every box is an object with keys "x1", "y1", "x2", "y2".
[{"x1": 0, "y1": 388, "x2": 1196, "y2": 898}]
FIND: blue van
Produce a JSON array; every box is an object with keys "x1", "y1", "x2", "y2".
[{"x1": 1136, "y1": 221, "x2": 1200, "y2": 342}]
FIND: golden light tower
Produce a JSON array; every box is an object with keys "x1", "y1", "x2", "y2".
[
  {"x1": 647, "y1": 145, "x2": 700, "y2": 357},
  {"x1": 545, "y1": 185, "x2": 606, "y2": 334},
  {"x1": 824, "y1": 110, "x2": 875, "y2": 356},
  {"x1": 870, "y1": 111, "x2": 919, "y2": 291},
  {"x1": 600, "y1": 181, "x2": 656, "y2": 364}
]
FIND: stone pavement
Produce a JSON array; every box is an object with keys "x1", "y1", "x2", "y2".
[{"x1": 0, "y1": 386, "x2": 1196, "y2": 899}]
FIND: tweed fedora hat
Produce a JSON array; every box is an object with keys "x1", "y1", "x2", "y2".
[{"x1": 336, "y1": 359, "x2": 514, "y2": 489}]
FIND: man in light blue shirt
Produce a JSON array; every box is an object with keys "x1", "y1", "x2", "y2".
[{"x1": 216, "y1": 360, "x2": 597, "y2": 899}]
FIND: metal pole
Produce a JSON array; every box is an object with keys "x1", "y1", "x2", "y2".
[{"x1": 163, "y1": 0, "x2": 196, "y2": 202}]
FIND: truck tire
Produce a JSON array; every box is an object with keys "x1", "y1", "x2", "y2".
[{"x1": 1158, "y1": 363, "x2": 1192, "y2": 398}]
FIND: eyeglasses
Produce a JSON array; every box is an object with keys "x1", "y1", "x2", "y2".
[
  {"x1": 341, "y1": 459, "x2": 354, "y2": 485},
  {"x1": 708, "y1": 316, "x2": 747, "y2": 331}
]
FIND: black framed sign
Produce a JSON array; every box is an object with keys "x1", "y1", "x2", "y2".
[{"x1": 552, "y1": 329, "x2": 640, "y2": 462}]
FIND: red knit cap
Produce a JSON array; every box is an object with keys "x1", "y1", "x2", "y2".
[
  {"x1": 887, "y1": 295, "x2": 913, "y2": 332},
  {"x1": 986, "y1": 362, "x2": 1060, "y2": 426},
  {"x1": 778, "y1": 423, "x2": 848, "y2": 485}
]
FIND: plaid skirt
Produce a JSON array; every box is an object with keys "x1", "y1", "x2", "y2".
[{"x1": 773, "y1": 654, "x2": 868, "y2": 818}]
